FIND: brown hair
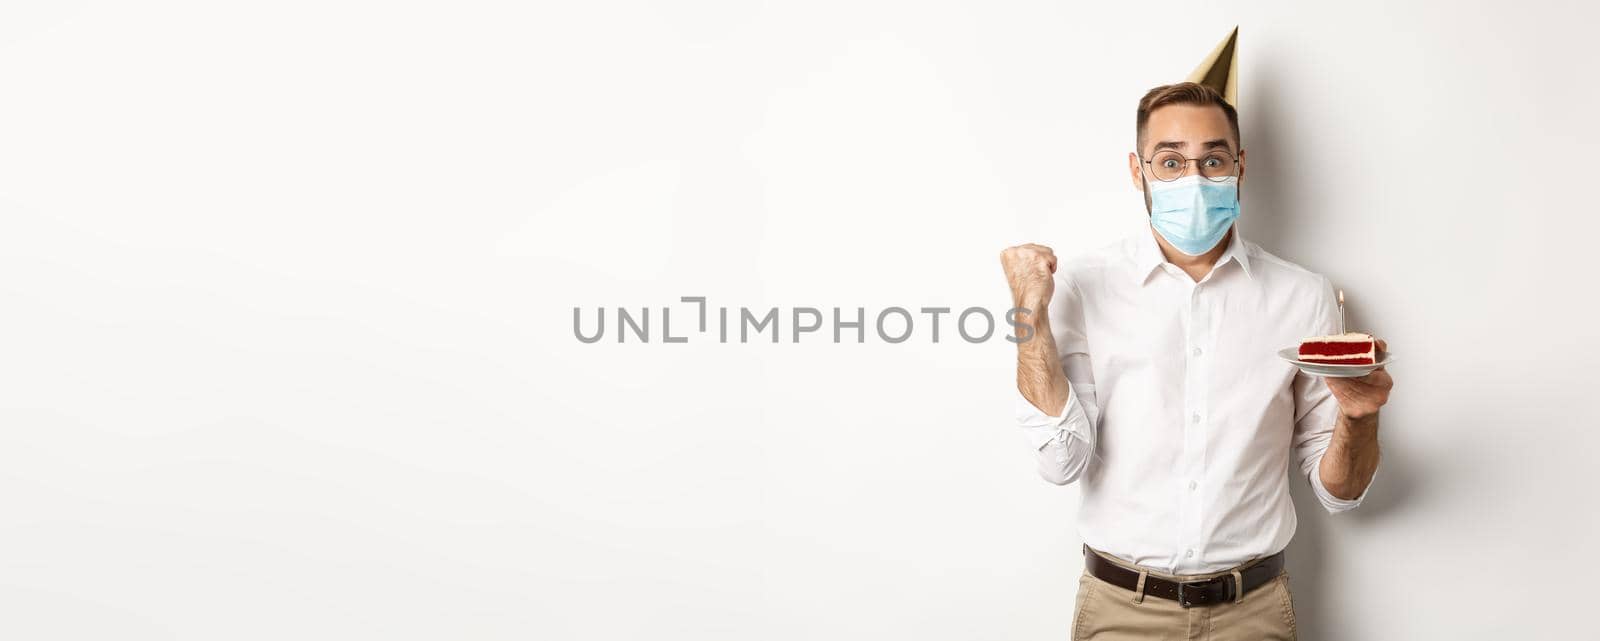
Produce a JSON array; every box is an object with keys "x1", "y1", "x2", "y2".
[{"x1": 1135, "y1": 82, "x2": 1239, "y2": 154}]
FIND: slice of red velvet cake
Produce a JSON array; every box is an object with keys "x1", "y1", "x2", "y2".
[{"x1": 1298, "y1": 332, "x2": 1377, "y2": 365}]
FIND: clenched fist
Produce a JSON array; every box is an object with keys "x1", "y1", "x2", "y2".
[{"x1": 1000, "y1": 243, "x2": 1057, "y2": 309}]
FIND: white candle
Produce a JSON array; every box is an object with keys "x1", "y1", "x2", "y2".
[{"x1": 1337, "y1": 289, "x2": 1346, "y2": 334}]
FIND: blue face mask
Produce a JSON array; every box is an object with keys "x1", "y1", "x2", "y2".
[{"x1": 1146, "y1": 175, "x2": 1240, "y2": 256}]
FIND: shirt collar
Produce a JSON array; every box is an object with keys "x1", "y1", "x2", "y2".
[{"x1": 1132, "y1": 225, "x2": 1254, "y2": 286}]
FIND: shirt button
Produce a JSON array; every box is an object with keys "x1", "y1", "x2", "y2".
[
  {"x1": 1191, "y1": 413, "x2": 1201, "y2": 424},
  {"x1": 1185, "y1": 549, "x2": 1195, "y2": 558},
  {"x1": 1189, "y1": 480, "x2": 1198, "y2": 491},
  {"x1": 1191, "y1": 347, "x2": 1202, "y2": 356}
]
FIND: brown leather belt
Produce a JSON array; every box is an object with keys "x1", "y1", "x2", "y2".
[{"x1": 1082, "y1": 545, "x2": 1285, "y2": 608}]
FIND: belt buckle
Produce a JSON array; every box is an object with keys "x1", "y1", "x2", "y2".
[
  {"x1": 1177, "y1": 575, "x2": 1235, "y2": 608},
  {"x1": 1177, "y1": 581, "x2": 1197, "y2": 608},
  {"x1": 1176, "y1": 578, "x2": 1217, "y2": 609}
]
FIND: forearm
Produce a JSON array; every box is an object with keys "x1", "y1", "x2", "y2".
[
  {"x1": 1318, "y1": 411, "x2": 1381, "y2": 500},
  {"x1": 1015, "y1": 308, "x2": 1071, "y2": 416}
]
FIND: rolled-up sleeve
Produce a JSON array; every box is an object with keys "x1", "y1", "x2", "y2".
[
  {"x1": 1291, "y1": 275, "x2": 1376, "y2": 513},
  {"x1": 1017, "y1": 382, "x2": 1097, "y2": 484},
  {"x1": 1016, "y1": 274, "x2": 1100, "y2": 485}
]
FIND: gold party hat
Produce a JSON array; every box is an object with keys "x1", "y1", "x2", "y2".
[{"x1": 1186, "y1": 27, "x2": 1238, "y2": 105}]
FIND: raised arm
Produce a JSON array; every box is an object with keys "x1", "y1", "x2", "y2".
[
  {"x1": 1004, "y1": 244, "x2": 1071, "y2": 415},
  {"x1": 1002, "y1": 244, "x2": 1098, "y2": 485}
]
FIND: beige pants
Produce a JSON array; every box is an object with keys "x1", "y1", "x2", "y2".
[{"x1": 1073, "y1": 551, "x2": 1297, "y2": 641}]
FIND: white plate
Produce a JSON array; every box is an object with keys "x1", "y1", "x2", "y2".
[{"x1": 1276, "y1": 347, "x2": 1393, "y2": 378}]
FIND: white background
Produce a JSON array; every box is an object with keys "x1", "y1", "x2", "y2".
[{"x1": 2, "y1": 1, "x2": 1597, "y2": 639}]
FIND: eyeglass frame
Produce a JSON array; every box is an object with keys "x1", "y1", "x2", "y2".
[{"x1": 1136, "y1": 149, "x2": 1243, "y2": 183}]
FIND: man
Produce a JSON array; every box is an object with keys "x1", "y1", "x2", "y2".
[{"x1": 1000, "y1": 31, "x2": 1393, "y2": 640}]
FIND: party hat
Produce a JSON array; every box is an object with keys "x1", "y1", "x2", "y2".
[{"x1": 1186, "y1": 27, "x2": 1238, "y2": 105}]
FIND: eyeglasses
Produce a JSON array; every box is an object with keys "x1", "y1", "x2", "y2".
[{"x1": 1140, "y1": 149, "x2": 1240, "y2": 182}]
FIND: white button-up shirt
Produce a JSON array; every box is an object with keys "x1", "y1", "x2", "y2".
[{"x1": 1017, "y1": 226, "x2": 1373, "y2": 574}]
